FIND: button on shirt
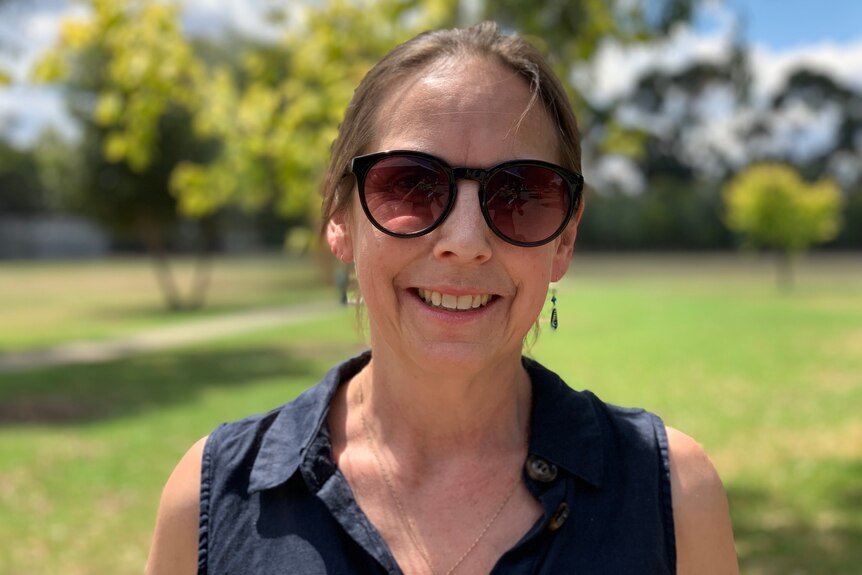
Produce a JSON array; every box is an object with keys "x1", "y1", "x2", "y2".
[{"x1": 198, "y1": 352, "x2": 676, "y2": 574}]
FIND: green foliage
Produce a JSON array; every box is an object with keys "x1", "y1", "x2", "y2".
[
  {"x1": 33, "y1": 0, "x2": 697, "y2": 228},
  {"x1": 171, "y1": 0, "x2": 458, "y2": 222},
  {"x1": 34, "y1": 0, "x2": 202, "y2": 173},
  {"x1": 26, "y1": 0, "x2": 709, "y2": 244},
  {"x1": 31, "y1": 0, "x2": 213, "y2": 239},
  {"x1": 0, "y1": 139, "x2": 48, "y2": 213},
  {"x1": 30, "y1": 1, "x2": 227, "y2": 311},
  {"x1": 488, "y1": 0, "x2": 699, "y2": 61},
  {"x1": 724, "y1": 163, "x2": 843, "y2": 252},
  {"x1": 486, "y1": 0, "x2": 701, "y2": 158}
]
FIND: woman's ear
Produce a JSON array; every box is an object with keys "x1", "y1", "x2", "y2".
[
  {"x1": 550, "y1": 201, "x2": 584, "y2": 282},
  {"x1": 326, "y1": 211, "x2": 354, "y2": 263}
]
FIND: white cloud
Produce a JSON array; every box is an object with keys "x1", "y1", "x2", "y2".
[
  {"x1": 573, "y1": 2, "x2": 737, "y2": 107},
  {"x1": 0, "y1": 85, "x2": 78, "y2": 146},
  {"x1": 749, "y1": 39, "x2": 862, "y2": 102},
  {"x1": 576, "y1": 1, "x2": 862, "y2": 176},
  {"x1": 749, "y1": 100, "x2": 844, "y2": 160},
  {"x1": 181, "y1": 0, "x2": 300, "y2": 42},
  {"x1": 588, "y1": 154, "x2": 646, "y2": 196}
]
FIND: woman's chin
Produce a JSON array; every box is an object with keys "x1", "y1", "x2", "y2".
[{"x1": 404, "y1": 338, "x2": 522, "y2": 377}]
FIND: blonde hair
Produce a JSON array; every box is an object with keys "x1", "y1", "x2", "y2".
[{"x1": 320, "y1": 21, "x2": 582, "y2": 229}]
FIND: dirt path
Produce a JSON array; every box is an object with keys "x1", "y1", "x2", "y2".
[{"x1": 0, "y1": 300, "x2": 340, "y2": 374}]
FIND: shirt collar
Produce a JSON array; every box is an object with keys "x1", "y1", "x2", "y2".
[
  {"x1": 523, "y1": 356, "x2": 605, "y2": 488},
  {"x1": 248, "y1": 351, "x2": 604, "y2": 494},
  {"x1": 247, "y1": 351, "x2": 371, "y2": 493}
]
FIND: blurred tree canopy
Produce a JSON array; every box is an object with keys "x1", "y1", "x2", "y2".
[
  {"x1": 32, "y1": 0, "x2": 217, "y2": 309},
  {"x1": 2, "y1": 0, "x2": 857, "y2": 266},
  {"x1": 724, "y1": 163, "x2": 843, "y2": 287},
  {"x1": 0, "y1": 139, "x2": 47, "y2": 213},
  {"x1": 170, "y1": 0, "x2": 458, "y2": 224},
  {"x1": 32, "y1": 0, "x2": 704, "y2": 235},
  {"x1": 756, "y1": 68, "x2": 862, "y2": 248}
]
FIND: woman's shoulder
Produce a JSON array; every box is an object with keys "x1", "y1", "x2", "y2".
[
  {"x1": 144, "y1": 394, "x2": 321, "y2": 575},
  {"x1": 666, "y1": 427, "x2": 739, "y2": 574},
  {"x1": 146, "y1": 436, "x2": 208, "y2": 575}
]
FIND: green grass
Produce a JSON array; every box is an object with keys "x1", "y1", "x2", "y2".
[
  {"x1": 1, "y1": 253, "x2": 861, "y2": 574},
  {"x1": 0, "y1": 254, "x2": 334, "y2": 351}
]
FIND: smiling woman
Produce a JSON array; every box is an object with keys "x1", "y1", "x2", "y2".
[{"x1": 146, "y1": 21, "x2": 738, "y2": 575}]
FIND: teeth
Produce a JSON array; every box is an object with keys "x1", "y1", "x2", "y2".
[{"x1": 418, "y1": 289, "x2": 493, "y2": 310}]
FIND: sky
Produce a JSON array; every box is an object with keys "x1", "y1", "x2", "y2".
[
  {"x1": 723, "y1": 0, "x2": 862, "y2": 50},
  {"x1": 1, "y1": 0, "x2": 861, "y2": 149}
]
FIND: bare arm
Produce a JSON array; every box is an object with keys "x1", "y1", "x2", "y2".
[
  {"x1": 666, "y1": 427, "x2": 739, "y2": 575},
  {"x1": 146, "y1": 436, "x2": 208, "y2": 575}
]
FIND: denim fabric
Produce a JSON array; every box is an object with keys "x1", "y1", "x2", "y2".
[{"x1": 198, "y1": 351, "x2": 675, "y2": 574}]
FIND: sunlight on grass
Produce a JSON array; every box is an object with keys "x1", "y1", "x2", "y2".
[
  {"x1": 1, "y1": 253, "x2": 860, "y2": 574},
  {"x1": 0, "y1": 255, "x2": 332, "y2": 351}
]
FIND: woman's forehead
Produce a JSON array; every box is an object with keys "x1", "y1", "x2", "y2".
[{"x1": 371, "y1": 56, "x2": 558, "y2": 163}]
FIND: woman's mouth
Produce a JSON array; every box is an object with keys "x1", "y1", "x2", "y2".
[{"x1": 416, "y1": 289, "x2": 492, "y2": 311}]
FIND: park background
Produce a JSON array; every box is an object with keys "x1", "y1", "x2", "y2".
[{"x1": 1, "y1": 0, "x2": 861, "y2": 573}]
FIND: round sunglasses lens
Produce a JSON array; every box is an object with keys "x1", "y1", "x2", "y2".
[
  {"x1": 485, "y1": 166, "x2": 571, "y2": 244},
  {"x1": 363, "y1": 156, "x2": 450, "y2": 235}
]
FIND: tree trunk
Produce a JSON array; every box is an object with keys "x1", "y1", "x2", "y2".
[
  {"x1": 776, "y1": 249, "x2": 795, "y2": 292},
  {"x1": 138, "y1": 215, "x2": 185, "y2": 310},
  {"x1": 185, "y1": 216, "x2": 217, "y2": 310},
  {"x1": 137, "y1": 215, "x2": 216, "y2": 311}
]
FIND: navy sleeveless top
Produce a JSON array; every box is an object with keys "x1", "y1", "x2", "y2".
[{"x1": 198, "y1": 352, "x2": 676, "y2": 574}]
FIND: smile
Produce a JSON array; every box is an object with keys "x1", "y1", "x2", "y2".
[{"x1": 417, "y1": 289, "x2": 492, "y2": 311}]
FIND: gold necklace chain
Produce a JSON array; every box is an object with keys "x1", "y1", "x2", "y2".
[{"x1": 358, "y1": 379, "x2": 523, "y2": 575}]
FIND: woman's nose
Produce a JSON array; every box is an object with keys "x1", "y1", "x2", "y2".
[{"x1": 432, "y1": 179, "x2": 493, "y2": 263}]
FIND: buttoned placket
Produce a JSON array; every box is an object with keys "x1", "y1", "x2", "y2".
[
  {"x1": 485, "y1": 453, "x2": 574, "y2": 573},
  {"x1": 300, "y1": 423, "x2": 403, "y2": 574}
]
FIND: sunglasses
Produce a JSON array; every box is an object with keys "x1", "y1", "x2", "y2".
[{"x1": 350, "y1": 150, "x2": 584, "y2": 247}]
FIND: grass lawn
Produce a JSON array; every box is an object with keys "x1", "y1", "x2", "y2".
[
  {"x1": 1, "y1": 252, "x2": 860, "y2": 574},
  {"x1": 0, "y1": 254, "x2": 333, "y2": 352}
]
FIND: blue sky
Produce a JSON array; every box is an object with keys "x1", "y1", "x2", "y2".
[{"x1": 721, "y1": 0, "x2": 862, "y2": 49}]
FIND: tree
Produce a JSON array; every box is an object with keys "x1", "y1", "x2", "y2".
[
  {"x1": 170, "y1": 0, "x2": 705, "y2": 236},
  {"x1": 33, "y1": 0, "x2": 216, "y2": 310},
  {"x1": 31, "y1": 0, "x2": 712, "y2": 275},
  {"x1": 723, "y1": 163, "x2": 843, "y2": 289},
  {"x1": 170, "y1": 0, "x2": 458, "y2": 229},
  {"x1": 0, "y1": 139, "x2": 46, "y2": 214},
  {"x1": 748, "y1": 67, "x2": 862, "y2": 248},
  {"x1": 486, "y1": 0, "x2": 705, "y2": 166}
]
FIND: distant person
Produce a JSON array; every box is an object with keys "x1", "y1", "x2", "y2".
[{"x1": 146, "y1": 22, "x2": 738, "y2": 574}]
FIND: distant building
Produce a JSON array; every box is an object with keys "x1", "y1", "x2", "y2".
[{"x1": 0, "y1": 215, "x2": 108, "y2": 259}]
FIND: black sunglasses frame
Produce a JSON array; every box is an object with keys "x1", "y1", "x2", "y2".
[{"x1": 349, "y1": 150, "x2": 584, "y2": 247}]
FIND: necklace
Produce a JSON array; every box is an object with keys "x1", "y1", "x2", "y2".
[{"x1": 358, "y1": 379, "x2": 523, "y2": 575}]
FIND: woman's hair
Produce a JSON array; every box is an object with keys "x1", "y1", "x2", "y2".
[{"x1": 320, "y1": 21, "x2": 582, "y2": 227}]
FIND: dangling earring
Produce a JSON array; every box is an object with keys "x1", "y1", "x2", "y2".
[{"x1": 550, "y1": 288, "x2": 558, "y2": 330}]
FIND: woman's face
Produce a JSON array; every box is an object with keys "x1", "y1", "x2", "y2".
[{"x1": 328, "y1": 56, "x2": 580, "y2": 373}]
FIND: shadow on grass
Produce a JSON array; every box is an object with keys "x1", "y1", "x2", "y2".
[
  {"x1": 729, "y1": 458, "x2": 862, "y2": 575},
  {"x1": 0, "y1": 342, "x2": 357, "y2": 425}
]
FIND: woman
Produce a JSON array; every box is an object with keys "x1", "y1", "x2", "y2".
[{"x1": 147, "y1": 22, "x2": 738, "y2": 574}]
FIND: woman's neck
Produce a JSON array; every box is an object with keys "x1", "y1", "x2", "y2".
[{"x1": 349, "y1": 344, "x2": 532, "y2": 464}]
